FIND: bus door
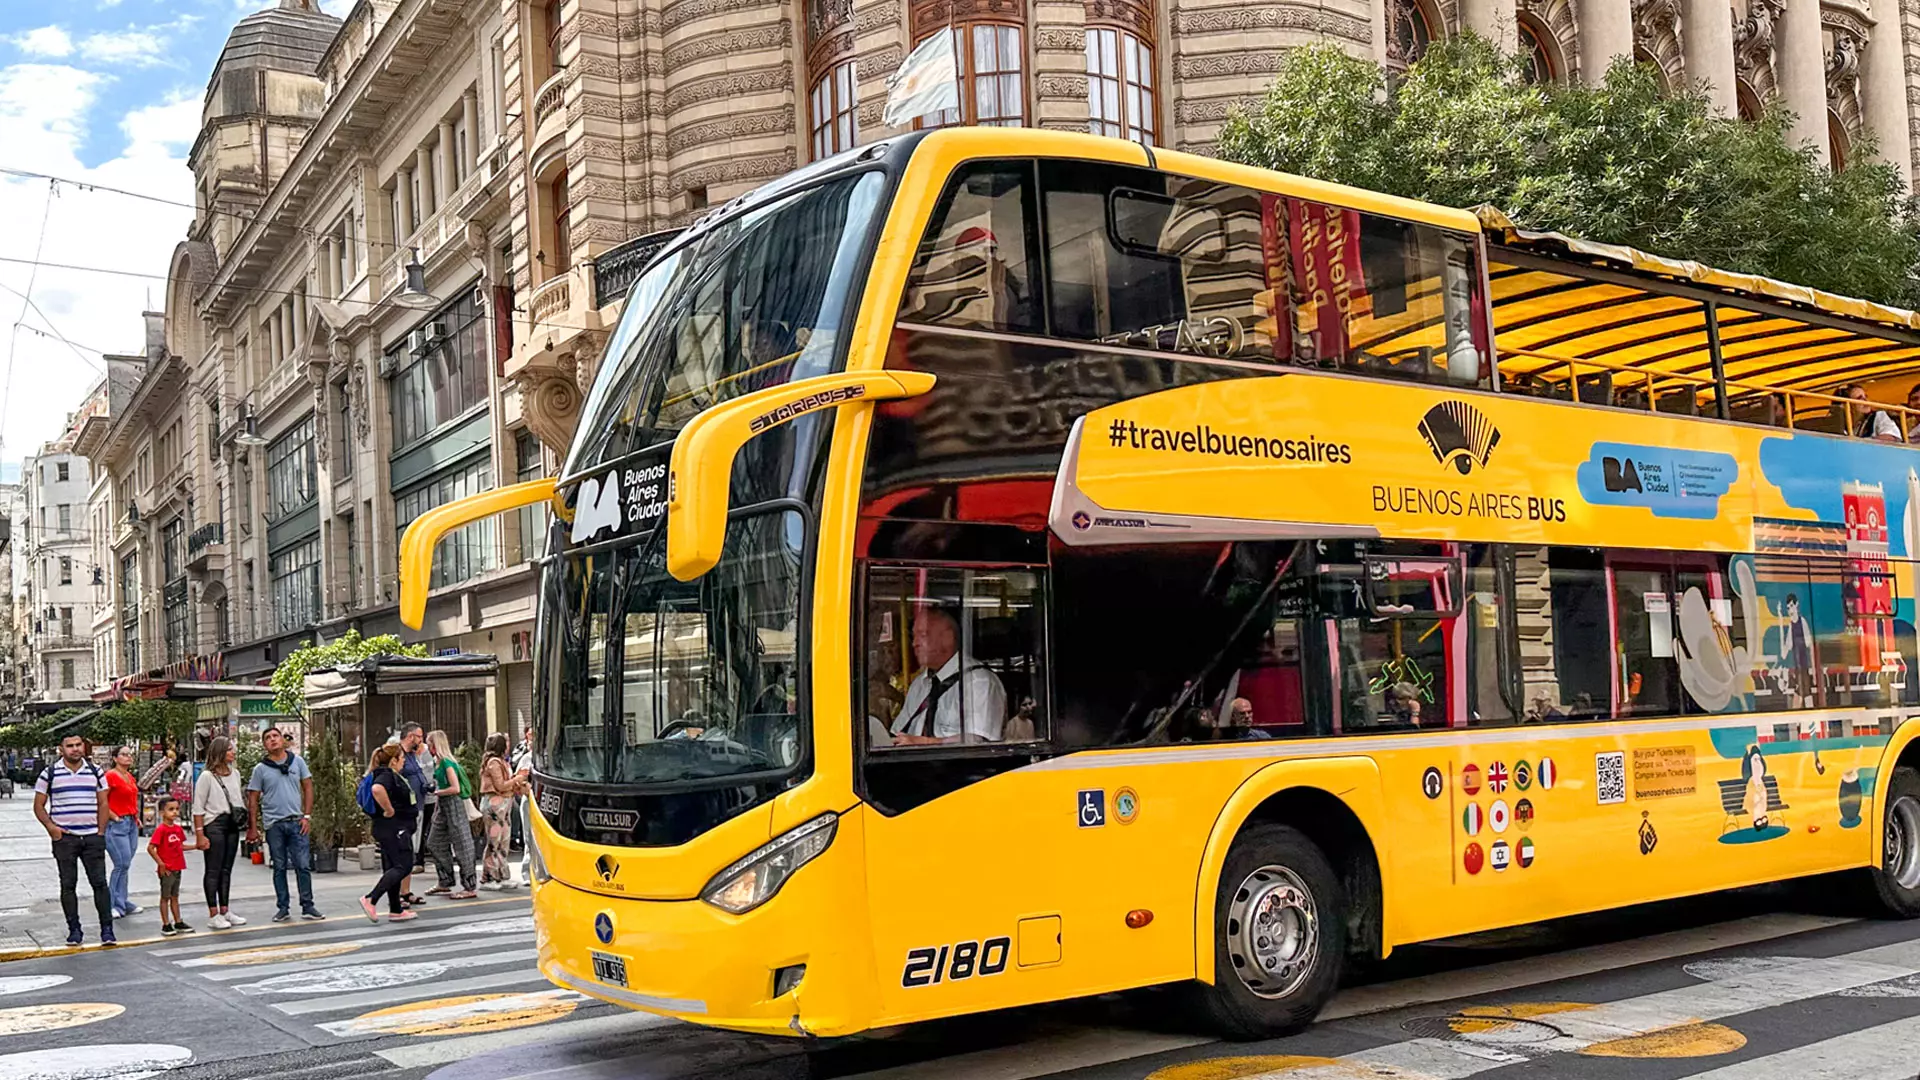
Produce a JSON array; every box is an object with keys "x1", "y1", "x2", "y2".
[{"x1": 856, "y1": 561, "x2": 1089, "y2": 1019}]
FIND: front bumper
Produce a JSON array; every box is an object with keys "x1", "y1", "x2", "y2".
[{"x1": 531, "y1": 811, "x2": 875, "y2": 1037}]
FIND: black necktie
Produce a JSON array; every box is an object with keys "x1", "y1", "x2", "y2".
[{"x1": 900, "y1": 671, "x2": 957, "y2": 737}]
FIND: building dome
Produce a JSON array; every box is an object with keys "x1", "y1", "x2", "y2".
[{"x1": 204, "y1": 0, "x2": 341, "y2": 117}]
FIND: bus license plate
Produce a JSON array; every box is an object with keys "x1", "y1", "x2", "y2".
[{"x1": 591, "y1": 950, "x2": 629, "y2": 988}]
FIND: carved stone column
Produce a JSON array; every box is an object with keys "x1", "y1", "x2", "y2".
[
  {"x1": 1861, "y1": 0, "x2": 1914, "y2": 182},
  {"x1": 1680, "y1": 0, "x2": 1735, "y2": 112},
  {"x1": 1775, "y1": 0, "x2": 1830, "y2": 164},
  {"x1": 1581, "y1": 0, "x2": 1634, "y2": 84},
  {"x1": 1460, "y1": 0, "x2": 1517, "y2": 52}
]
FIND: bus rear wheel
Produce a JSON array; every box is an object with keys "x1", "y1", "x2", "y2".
[
  {"x1": 1868, "y1": 766, "x2": 1920, "y2": 918},
  {"x1": 1187, "y1": 823, "x2": 1346, "y2": 1039}
]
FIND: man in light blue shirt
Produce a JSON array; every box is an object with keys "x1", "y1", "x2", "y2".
[{"x1": 246, "y1": 727, "x2": 323, "y2": 922}]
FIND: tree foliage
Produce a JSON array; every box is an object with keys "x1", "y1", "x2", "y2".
[
  {"x1": 268, "y1": 629, "x2": 430, "y2": 719},
  {"x1": 1216, "y1": 36, "x2": 1920, "y2": 307}
]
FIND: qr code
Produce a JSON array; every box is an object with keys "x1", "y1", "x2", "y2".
[{"x1": 1596, "y1": 751, "x2": 1626, "y2": 805}]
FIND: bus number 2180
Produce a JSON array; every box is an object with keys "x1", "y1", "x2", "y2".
[{"x1": 901, "y1": 936, "x2": 1011, "y2": 987}]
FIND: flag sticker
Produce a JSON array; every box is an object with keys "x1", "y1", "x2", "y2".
[
  {"x1": 1463, "y1": 803, "x2": 1484, "y2": 837},
  {"x1": 1489, "y1": 799, "x2": 1510, "y2": 834},
  {"x1": 1518, "y1": 837, "x2": 1536, "y2": 868},
  {"x1": 1490, "y1": 840, "x2": 1511, "y2": 872},
  {"x1": 1538, "y1": 757, "x2": 1558, "y2": 790},
  {"x1": 1464, "y1": 842, "x2": 1485, "y2": 875},
  {"x1": 1514, "y1": 760, "x2": 1533, "y2": 790},
  {"x1": 1515, "y1": 798, "x2": 1535, "y2": 831},
  {"x1": 1487, "y1": 761, "x2": 1510, "y2": 793},
  {"x1": 1462, "y1": 764, "x2": 1483, "y2": 795}
]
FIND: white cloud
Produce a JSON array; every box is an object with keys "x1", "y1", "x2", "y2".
[
  {"x1": 0, "y1": 61, "x2": 194, "y2": 461},
  {"x1": 120, "y1": 92, "x2": 201, "y2": 160},
  {"x1": 77, "y1": 30, "x2": 166, "y2": 67},
  {"x1": 13, "y1": 27, "x2": 73, "y2": 59}
]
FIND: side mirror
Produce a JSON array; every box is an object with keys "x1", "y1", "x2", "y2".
[
  {"x1": 667, "y1": 370, "x2": 936, "y2": 580},
  {"x1": 397, "y1": 478, "x2": 558, "y2": 630}
]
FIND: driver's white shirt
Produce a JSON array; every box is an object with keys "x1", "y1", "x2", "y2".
[{"x1": 893, "y1": 654, "x2": 1006, "y2": 743}]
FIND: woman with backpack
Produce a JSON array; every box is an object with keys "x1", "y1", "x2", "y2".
[
  {"x1": 424, "y1": 730, "x2": 478, "y2": 899},
  {"x1": 193, "y1": 736, "x2": 248, "y2": 930},
  {"x1": 358, "y1": 744, "x2": 417, "y2": 922}
]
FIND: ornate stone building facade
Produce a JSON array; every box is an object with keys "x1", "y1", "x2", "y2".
[
  {"x1": 76, "y1": 0, "x2": 546, "y2": 738},
  {"x1": 502, "y1": 0, "x2": 1920, "y2": 449}
]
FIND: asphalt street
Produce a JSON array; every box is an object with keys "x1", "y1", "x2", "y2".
[{"x1": 1, "y1": 876, "x2": 1919, "y2": 1080}]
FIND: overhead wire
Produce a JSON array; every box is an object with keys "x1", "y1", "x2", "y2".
[{"x1": 0, "y1": 180, "x2": 58, "y2": 460}]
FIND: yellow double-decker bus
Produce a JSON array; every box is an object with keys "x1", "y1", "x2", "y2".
[{"x1": 401, "y1": 127, "x2": 1920, "y2": 1041}]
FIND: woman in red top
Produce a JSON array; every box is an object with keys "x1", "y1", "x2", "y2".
[{"x1": 104, "y1": 747, "x2": 142, "y2": 919}]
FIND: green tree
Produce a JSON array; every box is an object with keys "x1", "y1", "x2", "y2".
[
  {"x1": 268, "y1": 629, "x2": 429, "y2": 718},
  {"x1": 1216, "y1": 36, "x2": 1920, "y2": 307}
]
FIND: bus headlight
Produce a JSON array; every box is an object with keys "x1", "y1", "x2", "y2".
[{"x1": 701, "y1": 813, "x2": 837, "y2": 914}]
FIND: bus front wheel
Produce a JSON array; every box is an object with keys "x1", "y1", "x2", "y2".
[
  {"x1": 1869, "y1": 766, "x2": 1920, "y2": 917},
  {"x1": 1188, "y1": 823, "x2": 1346, "y2": 1039}
]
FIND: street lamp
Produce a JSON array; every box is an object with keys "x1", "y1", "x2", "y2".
[
  {"x1": 234, "y1": 406, "x2": 268, "y2": 449},
  {"x1": 396, "y1": 248, "x2": 437, "y2": 310}
]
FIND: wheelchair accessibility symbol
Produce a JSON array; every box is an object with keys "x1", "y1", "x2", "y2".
[{"x1": 1078, "y1": 789, "x2": 1106, "y2": 828}]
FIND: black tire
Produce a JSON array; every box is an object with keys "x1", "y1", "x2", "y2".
[
  {"x1": 1867, "y1": 765, "x2": 1920, "y2": 917},
  {"x1": 1184, "y1": 823, "x2": 1346, "y2": 1039}
]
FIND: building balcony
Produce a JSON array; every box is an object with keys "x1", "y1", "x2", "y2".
[
  {"x1": 593, "y1": 228, "x2": 686, "y2": 309},
  {"x1": 186, "y1": 521, "x2": 224, "y2": 570},
  {"x1": 532, "y1": 71, "x2": 568, "y2": 152},
  {"x1": 378, "y1": 167, "x2": 490, "y2": 302}
]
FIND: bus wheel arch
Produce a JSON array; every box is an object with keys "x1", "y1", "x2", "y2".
[
  {"x1": 1862, "y1": 721, "x2": 1920, "y2": 917},
  {"x1": 1192, "y1": 761, "x2": 1389, "y2": 989}
]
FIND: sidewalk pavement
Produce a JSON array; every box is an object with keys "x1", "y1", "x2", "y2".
[{"x1": 0, "y1": 792, "x2": 458, "y2": 955}]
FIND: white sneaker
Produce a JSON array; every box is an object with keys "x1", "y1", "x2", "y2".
[
  {"x1": 224, "y1": 912, "x2": 247, "y2": 926},
  {"x1": 208, "y1": 914, "x2": 232, "y2": 930}
]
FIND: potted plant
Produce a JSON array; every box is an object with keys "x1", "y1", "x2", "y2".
[{"x1": 305, "y1": 728, "x2": 355, "y2": 873}]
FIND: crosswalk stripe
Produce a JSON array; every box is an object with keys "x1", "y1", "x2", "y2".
[
  {"x1": 165, "y1": 915, "x2": 531, "y2": 961},
  {"x1": 272, "y1": 969, "x2": 553, "y2": 1016},
  {"x1": 1675, "y1": 1013, "x2": 1920, "y2": 1079},
  {"x1": 371, "y1": 1010, "x2": 679, "y2": 1068},
  {"x1": 1162, "y1": 939, "x2": 1920, "y2": 1080},
  {"x1": 315, "y1": 989, "x2": 585, "y2": 1038},
  {"x1": 198, "y1": 933, "x2": 535, "y2": 981},
  {"x1": 236, "y1": 950, "x2": 541, "y2": 996}
]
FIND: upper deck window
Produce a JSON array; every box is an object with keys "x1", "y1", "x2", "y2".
[
  {"x1": 565, "y1": 170, "x2": 887, "y2": 478},
  {"x1": 898, "y1": 158, "x2": 1491, "y2": 389}
]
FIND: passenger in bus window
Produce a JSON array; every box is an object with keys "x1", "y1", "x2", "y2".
[
  {"x1": 1385, "y1": 683, "x2": 1422, "y2": 726},
  {"x1": 1842, "y1": 385, "x2": 1902, "y2": 441},
  {"x1": 1905, "y1": 385, "x2": 1920, "y2": 442},
  {"x1": 890, "y1": 606, "x2": 1008, "y2": 745}
]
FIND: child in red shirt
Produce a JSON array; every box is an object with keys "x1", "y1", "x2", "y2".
[{"x1": 146, "y1": 798, "x2": 193, "y2": 936}]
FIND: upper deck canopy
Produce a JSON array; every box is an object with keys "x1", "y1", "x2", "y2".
[{"x1": 1473, "y1": 207, "x2": 1920, "y2": 428}]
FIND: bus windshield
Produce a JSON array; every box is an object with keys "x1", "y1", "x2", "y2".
[
  {"x1": 565, "y1": 169, "x2": 888, "y2": 477},
  {"x1": 543, "y1": 508, "x2": 805, "y2": 787}
]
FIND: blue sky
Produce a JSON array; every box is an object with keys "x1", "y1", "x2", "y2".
[{"x1": 0, "y1": 0, "x2": 351, "y2": 472}]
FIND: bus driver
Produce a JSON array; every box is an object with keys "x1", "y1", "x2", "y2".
[{"x1": 890, "y1": 605, "x2": 1007, "y2": 746}]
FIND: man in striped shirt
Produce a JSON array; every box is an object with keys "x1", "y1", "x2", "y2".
[{"x1": 32, "y1": 735, "x2": 114, "y2": 947}]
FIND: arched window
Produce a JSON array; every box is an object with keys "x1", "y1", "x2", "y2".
[
  {"x1": 1735, "y1": 80, "x2": 1763, "y2": 123},
  {"x1": 1517, "y1": 16, "x2": 1560, "y2": 84},
  {"x1": 811, "y1": 61, "x2": 858, "y2": 158},
  {"x1": 543, "y1": 0, "x2": 565, "y2": 80},
  {"x1": 908, "y1": 0, "x2": 1027, "y2": 128},
  {"x1": 1385, "y1": 0, "x2": 1435, "y2": 73},
  {"x1": 1086, "y1": 28, "x2": 1153, "y2": 141},
  {"x1": 915, "y1": 24, "x2": 1027, "y2": 127},
  {"x1": 807, "y1": 0, "x2": 858, "y2": 158},
  {"x1": 1830, "y1": 111, "x2": 1851, "y2": 171}
]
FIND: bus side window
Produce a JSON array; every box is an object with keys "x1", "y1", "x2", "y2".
[
  {"x1": 1050, "y1": 540, "x2": 1320, "y2": 747},
  {"x1": 898, "y1": 163, "x2": 1042, "y2": 335},
  {"x1": 863, "y1": 565, "x2": 1050, "y2": 750}
]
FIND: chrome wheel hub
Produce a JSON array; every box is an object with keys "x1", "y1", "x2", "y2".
[
  {"x1": 1225, "y1": 864, "x2": 1319, "y2": 999},
  {"x1": 1888, "y1": 796, "x2": 1920, "y2": 891}
]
